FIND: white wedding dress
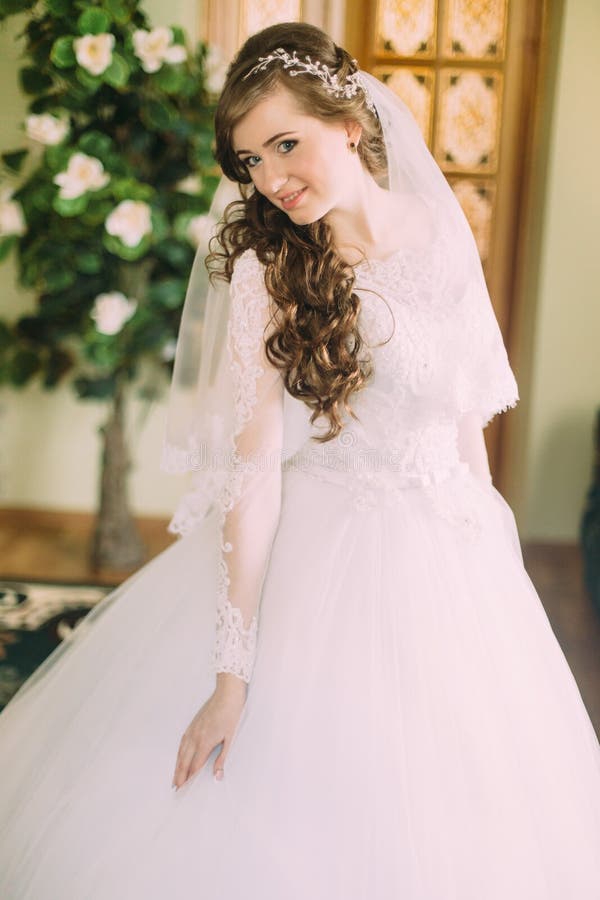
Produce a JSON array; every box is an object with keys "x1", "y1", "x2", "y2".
[{"x1": 1, "y1": 197, "x2": 600, "y2": 899}]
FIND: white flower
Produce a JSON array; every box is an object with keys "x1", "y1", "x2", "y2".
[
  {"x1": 25, "y1": 113, "x2": 70, "y2": 145},
  {"x1": 90, "y1": 291, "x2": 137, "y2": 335},
  {"x1": 105, "y1": 199, "x2": 152, "y2": 247},
  {"x1": 132, "y1": 27, "x2": 187, "y2": 74},
  {"x1": 0, "y1": 188, "x2": 26, "y2": 236},
  {"x1": 174, "y1": 174, "x2": 202, "y2": 194},
  {"x1": 204, "y1": 44, "x2": 227, "y2": 94},
  {"x1": 160, "y1": 338, "x2": 177, "y2": 361},
  {"x1": 73, "y1": 33, "x2": 116, "y2": 76},
  {"x1": 186, "y1": 213, "x2": 215, "y2": 249},
  {"x1": 53, "y1": 152, "x2": 110, "y2": 200}
]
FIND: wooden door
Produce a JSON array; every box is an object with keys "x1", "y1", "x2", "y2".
[{"x1": 345, "y1": 0, "x2": 552, "y2": 490}]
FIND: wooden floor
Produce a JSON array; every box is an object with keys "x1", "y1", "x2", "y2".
[{"x1": 1, "y1": 508, "x2": 599, "y2": 739}]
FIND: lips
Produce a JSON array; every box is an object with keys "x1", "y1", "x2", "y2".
[{"x1": 280, "y1": 187, "x2": 307, "y2": 210}]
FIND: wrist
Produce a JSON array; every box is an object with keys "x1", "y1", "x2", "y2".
[{"x1": 215, "y1": 671, "x2": 248, "y2": 699}]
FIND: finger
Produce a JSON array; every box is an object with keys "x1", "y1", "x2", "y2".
[
  {"x1": 213, "y1": 740, "x2": 229, "y2": 780},
  {"x1": 173, "y1": 739, "x2": 198, "y2": 789},
  {"x1": 188, "y1": 745, "x2": 211, "y2": 779}
]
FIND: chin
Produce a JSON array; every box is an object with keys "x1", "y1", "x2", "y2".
[
  {"x1": 286, "y1": 201, "x2": 330, "y2": 227},
  {"x1": 289, "y1": 211, "x2": 321, "y2": 226}
]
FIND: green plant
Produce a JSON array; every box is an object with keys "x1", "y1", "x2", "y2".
[{"x1": 0, "y1": 0, "x2": 225, "y2": 569}]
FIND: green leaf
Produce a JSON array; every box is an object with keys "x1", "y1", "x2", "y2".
[
  {"x1": 44, "y1": 144, "x2": 72, "y2": 171},
  {"x1": 19, "y1": 67, "x2": 53, "y2": 94},
  {"x1": 149, "y1": 207, "x2": 169, "y2": 242},
  {"x1": 76, "y1": 250, "x2": 104, "y2": 274},
  {"x1": 154, "y1": 238, "x2": 192, "y2": 268},
  {"x1": 169, "y1": 117, "x2": 195, "y2": 140},
  {"x1": 194, "y1": 132, "x2": 216, "y2": 167},
  {"x1": 147, "y1": 278, "x2": 186, "y2": 309},
  {"x1": 44, "y1": 348, "x2": 74, "y2": 387},
  {"x1": 141, "y1": 99, "x2": 176, "y2": 132},
  {"x1": 30, "y1": 182, "x2": 57, "y2": 212},
  {"x1": 10, "y1": 349, "x2": 40, "y2": 386},
  {"x1": 0, "y1": 321, "x2": 12, "y2": 350},
  {"x1": 104, "y1": 0, "x2": 131, "y2": 25},
  {"x1": 74, "y1": 374, "x2": 116, "y2": 399},
  {"x1": 77, "y1": 8, "x2": 112, "y2": 35},
  {"x1": 153, "y1": 64, "x2": 185, "y2": 94},
  {"x1": 50, "y1": 35, "x2": 76, "y2": 69},
  {"x1": 80, "y1": 199, "x2": 114, "y2": 225},
  {"x1": 0, "y1": 236, "x2": 17, "y2": 262},
  {"x1": 0, "y1": 147, "x2": 28, "y2": 174},
  {"x1": 78, "y1": 130, "x2": 115, "y2": 159},
  {"x1": 16, "y1": 315, "x2": 49, "y2": 343},
  {"x1": 52, "y1": 192, "x2": 90, "y2": 217},
  {"x1": 0, "y1": 0, "x2": 37, "y2": 18},
  {"x1": 75, "y1": 66, "x2": 103, "y2": 93},
  {"x1": 103, "y1": 51, "x2": 130, "y2": 88},
  {"x1": 44, "y1": 267, "x2": 77, "y2": 293},
  {"x1": 103, "y1": 232, "x2": 151, "y2": 261},
  {"x1": 125, "y1": 319, "x2": 166, "y2": 354},
  {"x1": 111, "y1": 178, "x2": 154, "y2": 201},
  {"x1": 83, "y1": 336, "x2": 121, "y2": 369},
  {"x1": 45, "y1": 0, "x2": 71, "y2": 15}
]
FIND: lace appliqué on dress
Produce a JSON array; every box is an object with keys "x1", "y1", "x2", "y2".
[
  {"x1": 211, "y1": 251, "x2": 273, "y2": 683},
  {"x1": 210, "y1": 543, "x2": 258, "y2": 683}
]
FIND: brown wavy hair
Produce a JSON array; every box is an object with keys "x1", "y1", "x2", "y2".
[{"x1": 207, "y1": 22, "x2": 389, "y2": 443}]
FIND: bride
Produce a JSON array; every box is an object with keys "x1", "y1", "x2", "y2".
[{"x1": 1, "y1": 20, "x2": 600, "y2": 900}]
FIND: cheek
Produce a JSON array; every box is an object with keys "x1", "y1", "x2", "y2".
[{"x1": 301, "y1": 145, "x2": 343, "y2": 190}]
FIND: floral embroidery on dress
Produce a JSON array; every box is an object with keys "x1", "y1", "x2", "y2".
[{"x1": 210, "y1": 250, "x2": 274, "y2": 683}]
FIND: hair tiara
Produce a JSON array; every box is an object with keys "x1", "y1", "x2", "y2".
[{"x1": 242, "y1": 47, "x2": 378, "y2": 117}]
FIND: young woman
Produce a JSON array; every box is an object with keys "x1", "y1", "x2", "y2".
[{"x1": 1, "y1": 21, "x2": 600, "y2": 900}]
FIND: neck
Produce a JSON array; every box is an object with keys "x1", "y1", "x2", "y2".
[{"x1": 325, "y1": 171, "x2": 395, "y2": 257}]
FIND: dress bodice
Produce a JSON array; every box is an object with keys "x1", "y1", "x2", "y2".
[{"x1": 282, "y1": 202, "x2": 519, "y2": 504}]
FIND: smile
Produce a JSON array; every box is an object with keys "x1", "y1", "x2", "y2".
[{"x1": 281, "y1": 187, "x2": 307, "y2": 210}]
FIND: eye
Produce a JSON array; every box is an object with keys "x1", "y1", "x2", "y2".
[
  {"x1": 279, "y1": 139, "x2": 297, "y2": 153},
  {"x1": 239, "y1": 139, "x2": 297, "y2": 171}
]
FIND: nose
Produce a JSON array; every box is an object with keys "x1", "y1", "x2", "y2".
[
  {"x1": 259, "y1": 157, "x2": 289, "y2": 196},
  {"x1": 271, "y1": 175, "x2": 289, "y2": 194}
]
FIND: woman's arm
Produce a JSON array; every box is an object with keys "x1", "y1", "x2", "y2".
[{"x1": 211, "y1": 250, "x2": 285, "y2": 687}]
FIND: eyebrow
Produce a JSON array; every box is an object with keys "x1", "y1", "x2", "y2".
[{"x1": 235, "y1": 131, "x2": 298, "y2": 156}]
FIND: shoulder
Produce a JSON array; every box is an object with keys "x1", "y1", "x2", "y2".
[
  {"x1": 228, "y1": 249, "x2": 277, "y2": 340},
  {"x1": 230, "y1": 247, "x2": 266, "y2": 288}
]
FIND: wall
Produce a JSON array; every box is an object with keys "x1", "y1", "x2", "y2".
[{"x1": 520, "y1": 0, "x2": 600, "y2": 540}]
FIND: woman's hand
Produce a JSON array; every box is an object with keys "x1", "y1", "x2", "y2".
[{"x1": 172, "y1": 673, "x2": 247, "y2": 790}]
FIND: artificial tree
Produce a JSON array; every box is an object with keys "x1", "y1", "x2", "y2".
[{"x1": 0, "y1": 0, "x2": 226, "y2": 569}]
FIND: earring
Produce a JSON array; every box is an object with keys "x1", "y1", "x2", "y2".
[{"x1": 348, "y1": 141, "x2": 357, "y2": 153}]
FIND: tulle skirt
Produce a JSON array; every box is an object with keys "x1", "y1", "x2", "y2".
[{"x1": 1, "y1": 465, "x2": 600, "y2": 899}]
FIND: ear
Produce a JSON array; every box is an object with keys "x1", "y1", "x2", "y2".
[{"x1": 344, "y1": 118, "x2": 363, "y2": 147}]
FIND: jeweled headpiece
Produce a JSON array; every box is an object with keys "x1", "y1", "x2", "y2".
[{"x1": 242, "y1": 47, "x2": 378, "y2": 117}]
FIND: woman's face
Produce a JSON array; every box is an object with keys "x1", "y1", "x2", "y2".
[{"x1": 231, "y1": 83, "x2": 362, "y2": 225}]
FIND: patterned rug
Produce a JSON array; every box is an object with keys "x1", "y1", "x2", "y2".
[{"x1": 0, "y1": 579, "x2": 115, "y2": 712}]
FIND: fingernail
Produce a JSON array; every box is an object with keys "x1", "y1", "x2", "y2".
[{"x1": 215, "y1": 768, "x2": 224, "y2": 781}]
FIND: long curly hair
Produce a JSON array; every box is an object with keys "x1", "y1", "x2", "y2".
[{"x1": 208, "y1": 22, "x2": 389, "y2": 443}]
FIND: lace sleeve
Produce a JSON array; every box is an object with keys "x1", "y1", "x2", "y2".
[
  {"x1": 455, "y1": 279, "x2": 520, "y2": 428},
  {"x1": 209, "y1": 249, "x2": 284, "y2": 684}
]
